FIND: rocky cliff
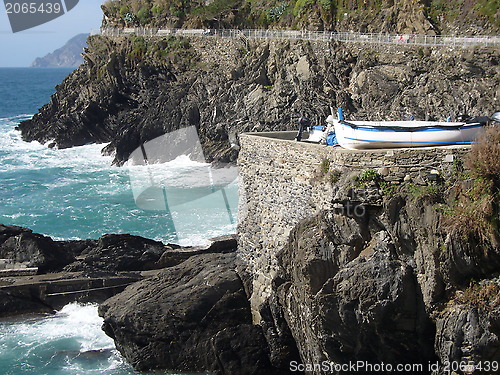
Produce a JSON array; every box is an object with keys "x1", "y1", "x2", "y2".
[
  {"x1": 17, "y1": 33, "x2": 499, "y2": 166},
  {"x1": 99, "y1": 0, "x2": 499, "y2": 35},
  {"x1": 235, "y1": 129, "x2": 499, "y2": 374},
  {"x1": 89, "y1": 131, "x2": 500, "y2": 374},
  {"x1": 12, "y1": 3, "x2": 500, "y2": 373}
]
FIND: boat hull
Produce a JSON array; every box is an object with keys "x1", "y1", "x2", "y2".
[{"x1": 333, "y1": 121, "x2": 484, "y2": 150}]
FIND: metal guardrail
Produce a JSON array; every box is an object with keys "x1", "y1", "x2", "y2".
[{"x1": 95, "y1": 27, "x2": 500, "y2": 47}]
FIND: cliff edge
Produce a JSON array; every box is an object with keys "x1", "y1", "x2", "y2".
[
  {"x1": 17, "y1": 34, "x2": 499, "y2": 166},
  {"x1": 96, "y1": 128, "x2": 500, "y2": 374}
]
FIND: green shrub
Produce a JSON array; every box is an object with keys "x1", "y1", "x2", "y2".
[
  {"x1": 406, "y1": 183, "x2": 443, "y2": 203},
  {"x1": 293, "y1": 0, "x2": 315, "y2": 16},
  {"x1": 151, "y1": 4, "x2": 163, "y2": 14},
  {"x1": 137, "y1": 7, "x2": 152, "y2": 24},
  {"x1": 475, "y1": 0, "x2": 499, "y2": 26},
  {"x1": 128, "y1": 36, "x2": 147, "y2": 59},
  {"x1": 355, "y1": 169, "x2": 396, "y2": 196},
  {"x1": 320, "y1": 158, "x2": 330, "y2": 174},
  {"x1": 119, "y1": 5, "x2": 130, "y2": 16},
  {"x1": 329, "y1": 170, "x2": 342, "y2": 184},
  {"x1": 356, "y1": 169, "x2": 379, "y2": 183},
  {"x1": 268, "y1": 3, "x2": 287, "y2": 22}
]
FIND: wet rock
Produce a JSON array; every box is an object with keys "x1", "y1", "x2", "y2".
[
  {"x1": 0, "y1": 224, "x2": 32, "y2": 246},
  {"x1": 0, "y1": 289, "x2": 54, "y2": 316}
]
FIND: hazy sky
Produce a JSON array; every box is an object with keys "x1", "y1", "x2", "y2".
[{"x1": 0, "y1": 1, "x2": 105, "y2": 67}]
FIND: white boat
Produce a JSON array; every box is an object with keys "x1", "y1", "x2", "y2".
[{"x1": 332, "y1": 108, "x2": 487, "y2": 150}]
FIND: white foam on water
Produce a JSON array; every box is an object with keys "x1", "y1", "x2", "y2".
[
  {"x1": 11, "y1": 303, "x2": 114, "y2": 353},
  {"x1": 0, "y1": 114, "x2": 33, "y2": 122},
  {"x1": 0, "y1": 302, "x2": 138, "y2": 375},
  {"x1": 0, "y1": 134, "x2": 114, "y2": 175},
  {"x1": 0, "y1": 116, "x2": 114, "y2": 172},
  {"x1": 1, "y1": 117, "x2": 239, "y2": 247},
  {"x1": 2, "y1": 143, "x2": 114, "y2": 173}
]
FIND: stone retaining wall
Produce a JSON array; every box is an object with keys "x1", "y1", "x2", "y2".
[{"x1": 237, "y1": 132, "x2": 470, "y2": 321}]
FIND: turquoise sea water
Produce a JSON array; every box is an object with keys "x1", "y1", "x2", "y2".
[
  {"x1": 0, "y1": 303, "x2": 136, "y2": 375},
  {"x1": 0, "y1": 67, "x2": 237, "y2": 374},
  {"x1": 0, "y1": 68, "x2": 238, "y2": 245}
]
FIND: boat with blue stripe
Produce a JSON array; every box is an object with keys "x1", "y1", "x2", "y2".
[{"x1": 332, "y1": 108, "x2": 489, "y2": 150}]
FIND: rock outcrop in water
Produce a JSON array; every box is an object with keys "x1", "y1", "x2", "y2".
[
  {"x1": 99, "y1": 252, "x2": 298, "y2": 374},
  {"x1": 0, "y1": 224, "x2": 82, "y2": 273},
  {"x1": 0, "y1": 225, "x2": 245, "y2": 321},
  {"x1": 0, "y1": 225, "x2": 297, "y2": 373}
]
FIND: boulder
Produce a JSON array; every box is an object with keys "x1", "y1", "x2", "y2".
[
  {"x1": 0, "y1": 224, "x2": 32, "y2": 246},
  {"x1": 0, "y1": 289, "x2": 54, "y2": 316},
  {"x1": 63, "y1": 234, "x2": 167, "y2": 273},
  {"x1": 435, "y1": 301, "x2": 500, "y2": 366},
  {"x1": 99, "y1": 252, "x2": 287, "y2": 374},
  {"x1": 274, "y1": 212, "x2": 436, "y2": 369}
]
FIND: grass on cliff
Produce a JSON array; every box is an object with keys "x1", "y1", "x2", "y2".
[
  {"x1": 313, "y1": 158, "x2": 342, "y2": 184},
  {"x1": 354, "y1": 169, "x2": 397, "y2": 196},
  {"x1": 457, "y1": 279, "x2": 500, "y2": 312},
  {"x1": 126, "y1": 35, "x2": 199, "y2": 68},
  {"x1": 444, "y1": 126, "x2": 500, "y2": 248}
]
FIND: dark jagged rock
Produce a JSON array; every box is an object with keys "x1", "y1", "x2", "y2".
[
  {"x1": 0, "y1": 226, "x2": 243, "y2": 323},
  {"x1": 0, "y1": 231, "x2": 76, "y2": 273},
  {"x1": 211, "y1": 325, "x2": 277, "y2": 375},
  {"x1": 63, "y1": 233, "x2": 167, "y2": 273},
  {"x1": 440, "y1": 234, "x2": 500, "y2": 289},
  {"x1": 0, "y1": 289, "x2": 55, "y2": 316},
  {"x1": 435, "y1": 301, "x2": 500, "y2": 367},
  {"x1": 155, "y1": 234, "x2": 237, "y2": 268},
  {"x1": 316, "y1": 251, "x2": 433, "y2": 365},
  {"x1": 0, "y1": 224, "x2": 32, "y2": 246},
  {"x1": 64, "y1": 233, "x2": 238, "y2": 273},
  {"x1": 259, "y1": 294, "x2": 303, "y2": 372},
  {"x1": 0, "y1": 224, "x2": 239, "y2": 276},
  {"x1": 267, "y1": 189, "x2": 500, "y2": 372},
  {"x1": 59, "y1": 239, "x2": 98, "y2": 259},
  {"x1": 99, "y1": 252, "x2": 294, "y2": 374},
  {"x1": 275, "y1": 215, "x2": 437, "y2": 369}
]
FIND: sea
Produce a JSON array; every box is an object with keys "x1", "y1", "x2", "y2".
[{"x1": 0, "y1": 67, "x2": 238, "y2": 374}]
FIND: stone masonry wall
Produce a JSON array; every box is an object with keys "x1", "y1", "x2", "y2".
[{"x1": 237, "y1": 132, "x2": 470, "y2": 322}]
